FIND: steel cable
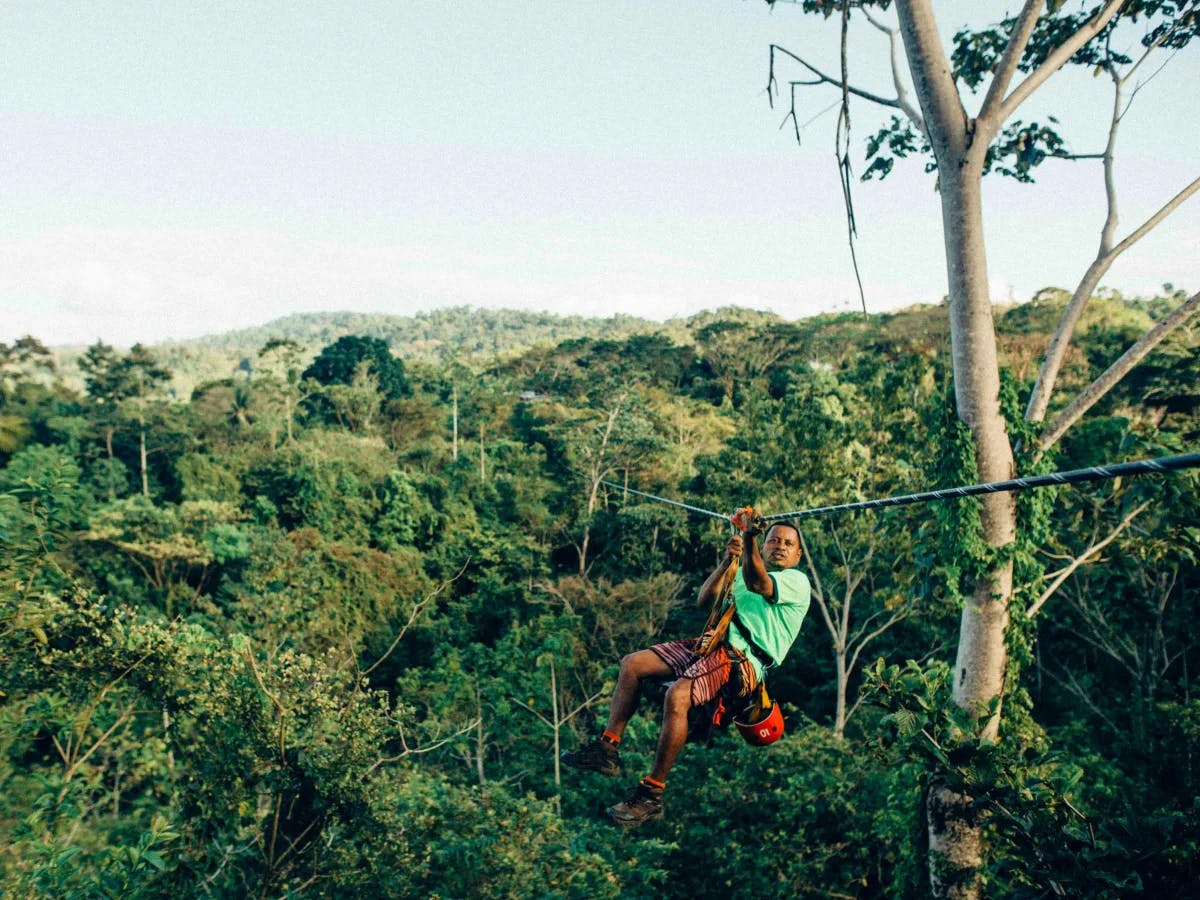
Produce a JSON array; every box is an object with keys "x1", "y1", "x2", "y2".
[{"x1": 602, "y1": 450, "x2": 1200, "y2": 524}]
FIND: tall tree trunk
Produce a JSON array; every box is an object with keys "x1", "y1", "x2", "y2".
[
  {"x1": 940, "y1": 165, "x2": 1017, "y2": 736},
  {"x1": 889, "y1": 0, "x2": 1159, "y2": 892},
  {"x1": 894, "y1": 2, "x2": 1020, "y2": 889},
  {"x1": 928, "y1": 161, "x2": 1018, "y2": 900}
]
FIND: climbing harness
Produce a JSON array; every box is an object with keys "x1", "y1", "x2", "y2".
[{"x1": 602, "y1": 450, "x2": 1200, "y2": 526}]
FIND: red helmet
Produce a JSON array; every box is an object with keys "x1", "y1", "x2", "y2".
[{"x1": 734, "y1": 699, "x2": 784, "y2": 746}]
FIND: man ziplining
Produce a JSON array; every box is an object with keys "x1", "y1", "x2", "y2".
[
  {"x1": 562, "y1": 451, "x2": 1200, "y2": 827},
  {"x1": 562, "y1": 507, "x2": 812, "y2": 827}
]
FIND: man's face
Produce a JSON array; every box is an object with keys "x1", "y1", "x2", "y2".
[{"x1": 762, "y1": 525, "x2": 802, "y2": 571}]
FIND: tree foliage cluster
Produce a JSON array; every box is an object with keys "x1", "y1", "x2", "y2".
[{"x1": 2, "y1": 290, "x2": 1198, "y2": 897}]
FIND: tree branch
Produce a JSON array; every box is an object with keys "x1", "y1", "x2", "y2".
[
  {"x1": 998, "y1": 0, "x2": 1127, "y2": 122},
  {"x1": 801, "y1": 530, "x2": 839, "y2": 642},
  {"x1": 362, "y1": 561, "x2": 467, "y2": 677},
  {"x1": 847, "y1": 609, "x2": 909, "y2": 675},
  {"x1": 58, "y1": 703, "x2": 135, "y2": 801},
  {"x1": 832, "y1": 523, "x2": 860, "y2": 642},
  {"x1": 1119, "y1": 7, "x2": 1193, "y2": 89},
  {"x1": 860, "y1": 5, "x2": 927, "y2": 135},
  {"x1": 1037, "y1": 289, "x2": 1200, "y2": 451},
  {"x1": 1107, "y1": 176, "x2": 1200, "y2": 261},
  {"x1": 799, "y1": 528, "x2": 825, "y2": 602},
  {"x1": 366, "y1": 717, "x2": 480, "y2": 777},
  {"x1": 978, "y1": 0, "x2": 1045, "y2": 126},
  {"x1": 245, "y1": 646, "x2": 288, "y2": 763},
  {"x1": 769, "y1": 44, "x2": 903, "y2": 110},
  {"x1": 1026, "y1": 143, "x2": 1199, "y2": 425},
  {"x1": 512, "y1": 689, "x2": 603, "y2": 729},
  {"x1": 54, "y1": 647, "x2": 154, "y2": 779},
  {"x1": 1027, "y1": 501, "x2": 1149, "y2": 618},
  {"x1": 1021, "y1": 54, "x2": 1170, "y2": 386}
]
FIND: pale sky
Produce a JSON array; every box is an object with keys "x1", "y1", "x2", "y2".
[{"x1": 2, "y1": 1, "x2": 1196, "y2": 347}]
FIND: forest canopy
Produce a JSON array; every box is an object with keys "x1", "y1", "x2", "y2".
[{"x1": 2, "y1": 292, "x2": 1198, "y2": 897}]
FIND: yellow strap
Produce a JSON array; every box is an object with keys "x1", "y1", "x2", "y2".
[{"x1": 741, "y1": 683, "x2": 771, "y2": 724}]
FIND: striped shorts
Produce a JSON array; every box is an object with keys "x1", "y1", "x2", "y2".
[{"x1": 649, "y1": 638, "x2": 758, "y2": 707}]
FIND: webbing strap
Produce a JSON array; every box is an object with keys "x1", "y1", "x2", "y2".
[
  {"x1": 696, "y1": 555, "x2": 739, "y2": 655},
  {"x1": 730, "y1": 613, "x2": 776, "y2": 669}
]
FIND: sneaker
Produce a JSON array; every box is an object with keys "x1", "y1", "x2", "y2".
[
  {"x1": 561, "y1": 738, "x2": 622, "y2": 777},
  {"x1": 607, "y1": 782, "x2": 664, "y2": 827}
]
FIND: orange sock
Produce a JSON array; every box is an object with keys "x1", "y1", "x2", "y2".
[
  {"x1": 642, "y1": 776, "x2": 665, "y2": 791},
  {"x1": 602, "y1": 730, "x2": 621, "y2": 746}
]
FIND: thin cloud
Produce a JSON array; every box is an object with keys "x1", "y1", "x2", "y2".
[{"x1": 1, "y1": 226, "x2": 945, "y2": 346}]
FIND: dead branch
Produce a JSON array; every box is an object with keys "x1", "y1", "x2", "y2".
[
  {"x1": 847, "y1": 609, "x2": 910, "y2": 676},
  {"x1": 512, "y1": 692, "x2": 605, "y2": 729},
  {"x1": 801, "y1": 530, "x2": 838, "y2": 639},
  {"x1": 1027, "y1": 500, "x2": 1150, "y2": 618},
  {"x1": 1061, "y1": 585, "x2": 1143, "y2": 680},
  {"x1": 768, "y1": 43, "x2": 902, "y2": 112},
  {"x1": 362, "y1": 560, "x2": 469, "y2": 677},
  {"x1": 270, "y1": 816, "x2": 322, "y2": 870},
  {"x1": 1043, "y1": 664, "x2": 1119, "y2": 732},
  {"x1": 532, "y1": 579, "x2": 576, "y2": 616},
  {"x1": 366, "y1": 716, "x2": 480, "y2": 777}
]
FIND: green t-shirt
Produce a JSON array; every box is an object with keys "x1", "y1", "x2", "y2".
[{"x1": 725, "y1": 566, "x2": 811, "y2": 680}]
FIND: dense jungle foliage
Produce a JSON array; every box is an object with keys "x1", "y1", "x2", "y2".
[{"x1": 2, "y1": 292, "x2": 1198, "y2": 898}]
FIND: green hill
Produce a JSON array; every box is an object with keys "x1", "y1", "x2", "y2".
[
  {"x1": 56, "y1": 306, "x2": 669, "y2": 398},
  {"x1": 51, "y1": 292, "x2": 1182, "y2": 402}
]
